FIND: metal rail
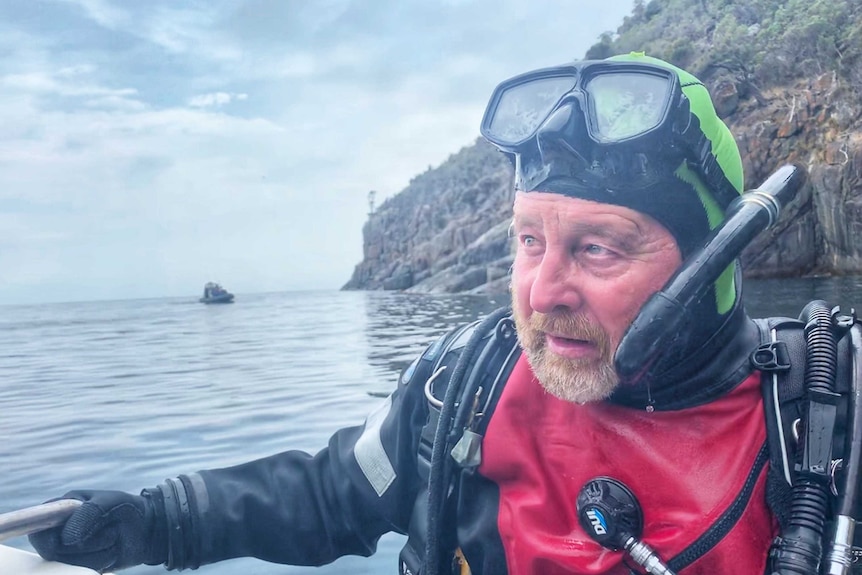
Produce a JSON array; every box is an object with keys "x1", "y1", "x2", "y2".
[{"x1": 0, "y1": 500, "x2": 81, "y2": 543}]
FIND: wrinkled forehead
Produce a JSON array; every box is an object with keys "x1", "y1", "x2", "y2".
[{"x1": 512, "y1": 190, "x2": 676, "y2": 241}]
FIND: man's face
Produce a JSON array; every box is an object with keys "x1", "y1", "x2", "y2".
[{"x1": 510, "y1": 191, "x2": 682, "y2": 403}]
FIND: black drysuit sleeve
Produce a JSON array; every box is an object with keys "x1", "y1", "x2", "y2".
[{"x1": 160, "y1": 335, "x2": 451, "y2": 569}]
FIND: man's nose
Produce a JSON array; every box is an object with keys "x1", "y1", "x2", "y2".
[{"x1": 529, "y1": 251, "x2": 583, "y2": 314}]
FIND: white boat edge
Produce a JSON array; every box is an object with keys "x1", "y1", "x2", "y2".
[{"x1": 0, "y1": 544, "x2": 109, "y2": 575}]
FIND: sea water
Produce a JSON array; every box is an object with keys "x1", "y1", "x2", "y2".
[{"x1": 2, "y1": 277, "x2": 862, "y2": 574}]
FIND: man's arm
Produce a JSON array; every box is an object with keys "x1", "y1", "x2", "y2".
[
  {"x1": 30, "y1": 331, "x2": 451, "y2": 572},
  {"x1": 183, "y1": 368, "x2": 431, "y2": 568}
]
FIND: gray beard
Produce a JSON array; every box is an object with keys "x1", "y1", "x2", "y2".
[{"x1": 521, "y1": 342, "x2": 620, "y2": 404}]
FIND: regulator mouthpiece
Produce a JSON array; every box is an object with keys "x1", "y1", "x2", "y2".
[{"x1": 577, "y1": 477, "x2": 678, "y2": 575}]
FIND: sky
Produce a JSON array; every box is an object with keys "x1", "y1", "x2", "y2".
[{"x1": 1, "y1": 0, "x2": 636, "y2": 305}]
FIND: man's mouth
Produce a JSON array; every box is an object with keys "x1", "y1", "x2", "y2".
[{"x1": 543, "y1": 333, "x2": 599, "y2": 359}]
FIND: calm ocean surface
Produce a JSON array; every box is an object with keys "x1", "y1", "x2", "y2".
[{"x1": 3, "y1": 277, "x2": 862, "y2": 574}]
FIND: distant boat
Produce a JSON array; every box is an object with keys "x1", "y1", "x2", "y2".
[{"x1": 200, "y1": 282, "x2": 234, "y2": 304}]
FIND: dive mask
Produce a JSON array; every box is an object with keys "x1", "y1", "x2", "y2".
[{"x1": 480, "y1": 58, "x2": 739, "y2": 210}]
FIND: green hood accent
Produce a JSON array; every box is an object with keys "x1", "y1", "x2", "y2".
[{"x1": 609, "y1": 52, "x2": 744, "y2": 315}]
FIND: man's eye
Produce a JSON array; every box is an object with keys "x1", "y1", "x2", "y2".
[{"x1": 521, "y1": 235, "x2": 536, "y2": 246}]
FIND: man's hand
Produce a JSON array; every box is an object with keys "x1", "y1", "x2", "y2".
[{"x1": 29, "y1": 490, "x2": 166, "y2": 573}]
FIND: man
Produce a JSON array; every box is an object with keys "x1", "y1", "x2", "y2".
[{"x1": 30, "y1": 53, "x2": 807, "y2": 574}]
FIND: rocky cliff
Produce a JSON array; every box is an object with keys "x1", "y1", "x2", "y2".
[
  {"x1": 343, "y1": 0, "x2": 862, "y2": 294},
  {"x1": 342, "y1": 140, "x2": 514, "y2": 295},
  {"x1": 733, "y1": 73, "x2": 862, "y2": 277}
]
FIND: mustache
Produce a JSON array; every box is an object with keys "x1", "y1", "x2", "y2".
[{"x1": 529, "y1": 312, "x2": 613, "y2": 356}]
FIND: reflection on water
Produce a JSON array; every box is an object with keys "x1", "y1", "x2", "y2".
[
  {"x1": 363, "y1": 292, "x2": 509, "y2": 393},
  {"x1": 744, "y1": 275, "x2": 862, "y2": 318}
]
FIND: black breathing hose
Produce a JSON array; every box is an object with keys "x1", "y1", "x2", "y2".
[
  {"x1": 425, "y1": 306, "x2": 512, "y2": 575},
  {"x1": 614, "y1": 163, "x2": 807, "y2": 385},
  {"x1": 837, "y1": 324, "x2": 862, "y2": 518},
  {"x1": 824, "y1": 323, "x2": 862, "y2": 574},
  {"x1": 769, "y1": 301, "x2": 840, "y2": 575}
]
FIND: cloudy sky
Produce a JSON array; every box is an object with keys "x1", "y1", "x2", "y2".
[{"x1": 1, "y1": 0, "x2": 635, "y2": 305}]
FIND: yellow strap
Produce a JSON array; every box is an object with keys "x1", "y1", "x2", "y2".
[{"x1": 454, "y1": 548, "x2": 471, "y2": 575}]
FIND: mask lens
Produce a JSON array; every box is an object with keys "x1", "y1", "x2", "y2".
[
  {"x1": 486, "y1": 75, "x2": 576, "y2": 144},
  {"x1": 586, "y1": 72, "x2": 672, "y2": 141}
]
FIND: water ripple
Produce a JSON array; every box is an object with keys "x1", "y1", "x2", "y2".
[{"x1": 0, "y1": 290, "x2": 502, "y2": 574}]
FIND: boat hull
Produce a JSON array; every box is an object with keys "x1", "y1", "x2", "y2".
[
  {"x1": 199, "y1": 293, "x2": 235, "y2": 304},
  {"x1": 0, "y1": 545, "x2": 105, "y2": 574}
]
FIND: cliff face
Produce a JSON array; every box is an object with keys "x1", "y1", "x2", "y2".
[
  {"x1": 343, "y1": 1, "x2": 862, "y2": 294},
  {"x1": 343, "y1": 73, "x2": 862, "y2": 294},
  {"x1": 342, "y1": 140, "x2": 515, "y2": 294},
  {"x1": 732, "y1": 73, "x2": 862, "y2": 277}
]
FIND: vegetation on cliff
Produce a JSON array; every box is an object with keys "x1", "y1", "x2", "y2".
[
  {"x1": 588, "y1": 0, "x2": 861, "y2": 96},
  {"x1": 344, "y1": 0, "x2": 862, "y2": 293}
]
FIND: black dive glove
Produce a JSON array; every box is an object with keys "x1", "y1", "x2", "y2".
[{"x1": 29, "y1": 489, "x2": 168, "y2": 573}]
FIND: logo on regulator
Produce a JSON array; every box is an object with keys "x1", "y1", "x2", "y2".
[{"x1": 585, "y1": 508, "x2": 608, "y2": 535}]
